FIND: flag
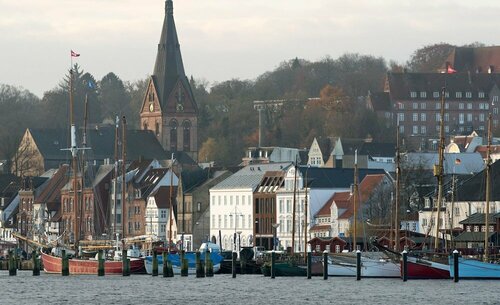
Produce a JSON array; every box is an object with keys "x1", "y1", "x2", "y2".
[
  {"x1": 71, "y1": 50, "x2": 80, "y2": 57},
  {"x1": 455, "y1": 158, "x2": 461, "y2": 165},
  {"x1": 447, "y1": 66, "x2": 457, "y2": 73}
]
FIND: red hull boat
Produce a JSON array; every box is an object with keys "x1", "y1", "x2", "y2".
[
  {"x1": 404, "y1": 256, "x2": 450, "y2": 279},
  {"x1": 41, "y1": 252, "x2": 145, "y2": 275}
]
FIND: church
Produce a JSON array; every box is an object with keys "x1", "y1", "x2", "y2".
[{"x1": 139, "y1": 0, "x2": 199, "y2": 162}]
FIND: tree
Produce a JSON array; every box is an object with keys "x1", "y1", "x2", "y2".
[
  {"x1": 99, "y1": 72, "x2": 130, "y2": 122},
  {"x1": 406, "y1": 43, "x2": 455, "y2": 72}
]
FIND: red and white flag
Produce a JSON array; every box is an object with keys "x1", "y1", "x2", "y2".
[{"x1": 71, "y1": 50, "x2": 80, "y2": 57}]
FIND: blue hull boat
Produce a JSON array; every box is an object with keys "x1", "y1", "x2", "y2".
[
  {"x1": 145, "y1": 252, "x2": 223, "y2": 275},
  {"x1": 449, "y1": 257, "x2": 500, "y2": 279}
]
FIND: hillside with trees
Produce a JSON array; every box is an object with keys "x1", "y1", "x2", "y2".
[{"x1": 0, "y1": 43, "x2": 490, "y2": 169}]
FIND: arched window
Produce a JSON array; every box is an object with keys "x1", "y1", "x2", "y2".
[
  {"x1": 155, "y1": 121, "x2": 160, "y2": 137},
  {"x1": 143, "y1": 122, "x2": 148, "y2": 130},
  {"x1": 182, "y1": 120, "x2": 191, "y2": 151},
  {"x1": 169, "y1": 119, "x2": 178, "y2": 151}
]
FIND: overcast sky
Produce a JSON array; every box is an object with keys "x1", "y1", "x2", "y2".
[{"x1": 1, "y1": 0, "x2": 499, "y2": 97}]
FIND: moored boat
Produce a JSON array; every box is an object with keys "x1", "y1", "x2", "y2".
[
  {"x1": 405, "y1": 256, "x2": 450, "y2": 279},
  {"x1": 144, "y1": 251, "x2": 223, "y2": 275},
  {"x1": 327, "y1": 253, "x2": 400, "y2": 277},
  {"x1": 41, "y1": 252, "x2": 145, "y2": 275},
  {"x1": 449, "y1": 256, "x2": 500, "y2": 279}
]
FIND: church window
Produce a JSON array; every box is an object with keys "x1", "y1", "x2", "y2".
[
  {"x1": 183, "y1": 120, "x2": 191, "y2": 151},
  {"x1": 169, "y1": 120, "x2": 178, "y2": 151}
]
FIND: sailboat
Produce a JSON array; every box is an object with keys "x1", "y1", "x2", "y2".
[
  {"x1": 326, "y1": 150, "x2": 400, "y2": 277},
  {"x1": 449, "y1": 111, "x2": 500, "y2": 279},
  {"x1": 41, "y1": 65, "x2": 144, "y2": 275}
]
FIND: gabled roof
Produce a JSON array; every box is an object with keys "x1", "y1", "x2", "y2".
[
  {"x1": 443, "y1": 46, "x2": 500, "y2": 73},
  {"x1": 387, "y1": 72, "x2": 500, "y2": 100},
  {"x1": 255, "y1": 171, "x2": 285, "y2": 193},
  {"x1": 359, "y1": 174, "x2": 386, "y2": 203},
  {"x1": 28, "y1": 127, "x2": 170, "y2": 163},
  {"x1": 459, "y1": 212, "x2": 500, "y2": 225},
  {"x1": 212, "y1": 163, "x2": 291, "y2": 191},
  {"x1": 455, "y1": 160, "x2": 500, "y2": 201},
  {"x1": 298, "y1": 166, "x2": 386, "y2": 189},
  {"x1": 315, "y1": 194, "x2": 336, "y2": 217},
  {"x1": 35, "y1": 165, "x2": 69, "y2": 205},
  {"x1": 151, "y1": 185, "x2": 177, "y2": 209}
]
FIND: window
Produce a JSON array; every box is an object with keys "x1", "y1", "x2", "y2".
[
  {"x1": 456, "y1": 92, "x2": 462, "y2": 98},
  {"x1": 399, "y1": 125, "x2": 404, "y2": 133},
  {"x1": 413, "y1": 113, "x2": 418, "y2": 122},
  {"x1": 459, "y1": 113, "x2": 464, "y2": 124},
  {"x1": 218, "y1": 215, "x2": 221, "y2": 228},
  {"x1": 224, "y1": 196, "x2": 227, "y2": 205},
  {"x1": 444, "y1": 113, "x2": 449, "y2": 122},
  {"x1": 410, "y1": 91, "x2": 417, "y2": 98},
  {"x1": 433, "y1": 91, "x2": 440, "y2": 98},
  {"x1": 279, "y1": 199, "x2": 284, "y2": 213},
  {"x1": 494, "y1": 108, "x2": 499, "y2": 115},
  {"x1": 398, "y1": 113, "x2": 404, "y2": 122},
  {"x1": 412, "y1": 125, "x2": 418, "y2": 134},
  {"x1": 420, "y1": 102, "x2": 426, "y2": 109},
  {"x1": 229, "y1": 196, "x2": 233, "y2": 206},
  {"x1": 413, "y1": 102, "x2": 418, "y2": 109},
  {"x1": 445, "y1": 125, "x2": 449, "y2": 133},
  {"x1": 224, "y1": 215, "x2": 227, "y2": 228},
  {"x1": 459, "y1": 103, "x2": 464, "y2": 110},
  {"x1": 436, "y1": 102, "x2": 441, "y2": 110},
  {"x1": 480, "y1": 103, "x2": 485, "y2": 110},
  {"x1": 420, "y1": 113, "x2": 426, "y2": 121},
  {"x1": 445, "y1": 102, "x2": 449, "y2": 109},
  {"x1": 420, "y1": 91, "x2": 427, "y2": 98},
  {"x1": 420, "y1": 126, "x2": 426, "y2": 134},
  {"x1": 479, "y1": 113, "x2": 485, "y2": 122},
  {"x1": 424, "y1": 198, "x2": 430, "y2": 208},
  {"x1": 435, "y1": 113, "x2": 441, "y2": 122},
  {"x1": 479, "y1": 91, "x2": 485, "y2": 98},
  {"x1": 467, "y1": 113, "x2": 472, "y2": 122},
  {"x1": 467, "y1": 103, "x2": 472, "y2": 110},
  {"x1": 236, "y1": 196, "x2": 239, "y2": 206},
  {"x1": 286, "y1": 199, "x2": 291, "y2": 213},
  {"x1": 445, "y1": 92, "x2": 450, "y2": 98},
  {"x1": 398, "y1": 103, "x2": 404, "y2": 110},
  {"x1": 466, "y1": 92, "x2": 472, "y2": 98},
  {"x1": 493, "y1": 96, "x2": 499, "y2": 103}
]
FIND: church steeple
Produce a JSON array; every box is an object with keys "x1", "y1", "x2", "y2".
[{"x1": 140, "y1": 0, "x2": 199, "y2": 162}]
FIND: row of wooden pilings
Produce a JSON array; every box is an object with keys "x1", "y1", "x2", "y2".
[
  {"x1": 149, "y1": 250, "x2": 214, "y2": 278},
  {"x1": 266, "y1": 250, "x2": 462, "y2": 282},
  {"x1": 3, "y1": 250, "x2": 41, "y2": 276}
]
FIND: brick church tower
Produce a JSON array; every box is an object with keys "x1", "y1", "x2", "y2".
[{"x1": 140, "y1": 0, "x2": 198, "y2": 162}]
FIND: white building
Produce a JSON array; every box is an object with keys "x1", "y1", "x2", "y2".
[{"x1": 145, "y1": 186, "x2": 178, "y2": 244}]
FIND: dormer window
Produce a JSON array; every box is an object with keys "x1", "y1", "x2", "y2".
[
  {"x1": 456, "y1": 92, "x2": 462, "y2": 98},
  {"x1": 424, "y1": 197, "x2": 430, "y2": 208},
  {"x1": 465, "y1": 92, "x2": 472, "y2": 98},
  {"x1": 479, "y1": 91, "x2": 485, "y2": 98},
  {"x1": 410, "y1": 91, "x2": 417, "y2": 98},
  {"x1": 433, "y1": 91, "x2": 440, "y2": 98},
  {"x1": 420, "y1": 91, "x2": 426, "y2": 98}
]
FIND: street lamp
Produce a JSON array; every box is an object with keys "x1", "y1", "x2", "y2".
[
  {"x1": 272, "y1": 223, "x2": 280, "y2": 251},
  {"x1": 236, "y1": 231, "x2": 242, "y2": 252}
]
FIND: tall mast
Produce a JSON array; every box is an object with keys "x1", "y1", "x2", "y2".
[
  {"x1": 484, "y1": 113, "x2": 492, "y2": 261},
  {"x1": 68, "y1": 66, "x2": 80, "y2": 256},
  {"x1": 121, "y1": 116, "x2": 127, "y2": 247},
  {"x1": 395, "y1": 114, "x2": 401, "y2": 252},
  {"x1": 168, "y1": 153, "x2": 174, "y2": 251},
  {"x1": 434, "y1": 87, "x2": 446, "y2": 251},
  {"x1": 291, "y1": 158, "x2": 298, "y2": 254},
  {"x1": 353, "y1": 150, "x2": 359, "y2": 251},
  {"x1": 303, "y1": 166, "x2": 309, "y2": 258},
  {"x1": 113, "y1": 116, "x2": 119, "y2": 236}
]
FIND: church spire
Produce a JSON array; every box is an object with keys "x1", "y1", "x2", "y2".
[{"x1": 153, "y1": 0, "x2": 193, "y2": 110}]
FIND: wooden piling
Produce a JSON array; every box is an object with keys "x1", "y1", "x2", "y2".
[
  {"x1": 122, "y1": 249, "x2": 130, "y2": 276},
  {"x1": 307, "y1": 251, "x2": 312, "y2": 279},
  {"x1": 61, "y1": 249, "x2": 69, "y2": 276},
  {"x1": 152, "y1": 250, "x2": 158, "y2": 276},
  {"x1": 232, "y1": 251, "x2": 237, "y2": 278},
  {"x1": 402, "y1": 250, "x2": 408, "y2": 282},
  {"x1": 98, "y1": 250, "x2": 105, "y2": 276},
  {"x1": 323, "y1": 250, "x2": 328, "y2": 280},
  {"x1": 453, "y1": 250, "x2": 459, "y2": 283},
  {"x1": 271, "y1": 251, "x2": 276, "y2": 279},
  {"x1": 8, "y1": 250, "x2": 16, "y2": 276},
  {"x1": 181, "y1": 250, "x2": 188, "y2": 277},
  {"x1": 356, "y1": 250, "x2": 361, "y2": 281},
  {"x1": 196, "y1": 251, "x2": 205, "y2": 278},
  {"x1": 167, "y1": 259, "x2": 174, "y2": 277},
  {"x1": 162, "y1": 252, "x2": 168, "y2": 277},
  {"x1": 32, "y1": 250, "x2": 40, "y2": 276}
]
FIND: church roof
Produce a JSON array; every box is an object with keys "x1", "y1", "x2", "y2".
[{"x1": 152, "y1": 0, "x2": 195, "y2": 110}]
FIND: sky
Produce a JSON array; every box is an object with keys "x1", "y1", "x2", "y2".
[{"x1": 1, "y1": 0, "x2": 499, "y2": 97}]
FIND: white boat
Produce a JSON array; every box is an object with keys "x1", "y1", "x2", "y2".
[{"x1": 326, "y1": 253, "x2": 400, "y2": 277}]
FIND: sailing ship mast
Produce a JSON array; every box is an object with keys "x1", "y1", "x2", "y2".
[
  {"x1": 353, "y1": 150, "x2": 359, "y2": 251},
  {"x1": 303, "y1": 166, "x2": 309, "y2": 258},
  {"x1": 484, "y1": 112, "x2": 492, "y2": 261},
  {"x1": 434, "y1": 87, "x2": 446, "y2": 251},
  {"x1": 291, "y1": 158, "x2": 298, "y2": 254},
  {"x1": 121, "y1": 116, "x2": 127, "y2": 248},
  {"x1": 395, "y1": 114, "x2": 401, "y2": 252},
  {"x1": 113, "y1": 116, "x2": 119, "y2": 237},
  {"x1": 168, "y1": 153, "x2": 174, "y2": 251}
]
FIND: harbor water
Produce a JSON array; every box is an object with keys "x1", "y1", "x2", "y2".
[{"x1": 1, "y1": 271, "x2": 499, "y2": 305}]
